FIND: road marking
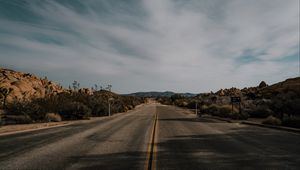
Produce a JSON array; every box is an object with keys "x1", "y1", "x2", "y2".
[
  {"x1": 144, "y1": 111, "x2": 158, "y2": 170},
  {"x1": 153, "y1": 112, "x2": 158, "y2": 170}
]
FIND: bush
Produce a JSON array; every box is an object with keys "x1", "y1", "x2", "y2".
[
  {"x1": 269, "y1": 92, "x2": 300, "y2": 118},
  {"x1": 282, "y1": 117, "x2": 300, "y2": 128},
  {"x1": 204, "y1": 104, "x2": 219, "y2": 114},
  {"x1": 262, "y1": 116, "x2": 282, "y2": 126},
  {"x1": 248, "y1": 105, "x2": 273, "y2": 118},
  {"x1": 186, "y1": 100, "x2": 202, "y2": 109},
  {"x1": 174, "y1": 99, "x2": 188, "y2": 107},
  {"x1": 200, "y1": 104, "x2": 209, "y2": 111},
  {"x1": 4, "y1": 90, "x2": 145, "y2": 124},
  {"x1": 218, "y1": 105, "x2": 236, "y2": 115},
  {"x1": 59, "y1": 102, "x2": 91, "y2": 120},
  {"x1": 6, "y1": 100, "x2": 46, "y2": 121},
  {"x1": 202, "y1": 104, "x2": 248, "y2": 120},
  {"x1": 4, "y1": 115, "x2": 32, "y2": 124},
  {"x1": 45, "y1": 113, "x2": 62, "y2": 122},
  {"x1": 229, "y1": 111, "x2": 249, "y2": 120}
]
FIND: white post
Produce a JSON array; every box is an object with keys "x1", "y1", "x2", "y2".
[{"x1": 108, "y1": 97, "x2": 114, "y2": 117}]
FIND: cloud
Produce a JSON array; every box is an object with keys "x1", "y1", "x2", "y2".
[{"x1": 0, "y1": 0, "x2": 299, "y2": 93}]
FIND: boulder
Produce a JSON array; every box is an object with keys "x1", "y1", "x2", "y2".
[{"x1": 258, "y1": 81, "x2": 268, "y2": 88}]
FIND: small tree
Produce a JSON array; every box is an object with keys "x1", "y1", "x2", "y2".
[
  {"x1": 94, "y1": 84, "x2": 98, "y2": 91},
  {"x1": 0, "y1": 87, "x2": 13, "y2": 109},
  {"x1": 106, "y1": 85, "x2": 112, "y2": 91},
  {"x1": 72, "y1": 80, "x2": 80, "y2": 91}
]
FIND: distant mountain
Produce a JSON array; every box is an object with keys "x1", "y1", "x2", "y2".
[{"x1": 125, "y1": 91, "x2": 197, "y2": 97}]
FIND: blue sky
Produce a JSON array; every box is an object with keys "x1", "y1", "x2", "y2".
[{"x1": 0, "y1": 0, "x2": 299, "y2": 93}]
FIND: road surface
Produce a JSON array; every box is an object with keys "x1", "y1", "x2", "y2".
[{"x1": 0, "y1": 103, "x2": 299, "y2": 170}]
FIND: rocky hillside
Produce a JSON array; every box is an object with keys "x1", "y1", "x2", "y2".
[
  {"x1": 260, "y1": 77, "x2": 300, "y2": 97},
  {"x1": 0, "y1": 68, "x2": 145, "y2": 124},
  {"x1": 0, "y1": 68, "x2": 64, "y2": 103},
  {"x1": 157, "y1": 77, "x2": 300, "y2": 127},
  {"x1": 212, "y1": 77, "x2": 300, "y2": 99}
]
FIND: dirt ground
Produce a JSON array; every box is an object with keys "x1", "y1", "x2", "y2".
[{"x1": 0, "y1": 121, "x2": 69, "y2": 135}]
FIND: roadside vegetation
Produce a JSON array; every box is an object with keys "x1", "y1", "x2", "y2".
[
  {"x1": 0, "y1": 68, "x2": 145, "y2": 125},
  {"x1": 1, "y1": 90, "x2": 145, "y2": 124},
  {"x1": 157, "y1": 77, "x2": 300, "y2": 128}
]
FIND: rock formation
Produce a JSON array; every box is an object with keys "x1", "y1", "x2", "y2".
[
  {"x1": 0, "y1": 68, "x2": 64, "y2": 103},
  {"x1": 258, "y1": 81, "x2": 268, "y2": 88}
]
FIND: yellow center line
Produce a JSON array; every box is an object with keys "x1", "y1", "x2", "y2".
[
  {"x1": 152, "y1": 112, "x2": 158, "y2": 170},
  {"x1": 144, "y1": 111, "x2": 158, "y2": 170}
]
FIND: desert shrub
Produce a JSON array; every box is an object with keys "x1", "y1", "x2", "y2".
[
  {"x1": 200, "y1": 104, "x2": 209, "y2": 112},
  {"x1": 262, "y1": 116, "x2": 282, "y2": 126},
  {"x1": 282, "y1": 116, "x2": 300, "y2": 128},
  {"x1": 90, "y1": 103, "x2": 107, "y2": 116},
  {"x1": 218, "y1": 105, "x2": 236, "y2": 115},
  {"x1": 229, "y1": 111, "x2": 249, "y2": 120},
  {"x1": 4, "y1": 90, "x2": 145, "y2": 123},
  {"x1": 186, "y1": 100, "x2": 202, "y2": 109},
  {"x1": 204, "y1": 104, "x2": 219, "y2": 114},
  {"x1": 59, "y1": 102, "x2": 91, "y2": 120},
  {"x1": 121, "y1": 96, "x2": 144, "y2": 109},
  {"x1": 218, "y1": 105, "x2": 248, "y2": 119},
  {"x1": 156, "y1": 97, "x2": 172, "y2": 105},
  {"x1": 4, "y1": 115, "x2": 32, "y2": 124},
  {"x1": 174, "y1": 99, "x2": 188, "y2": 107},
  {"x1": 171, "y1": 94, "x2": 185, "y2": 102},
  {"x1": 248, "y1": 105, "x2": 273, "y2": 118},
  {"x1": 45, "y1": 113, "x2": 62, "y2": 122},
  {"x1": 203, "y1": 104, "x2": 248, "y2": 120},
  {"x1": 269, "y1": 92, "x2": 300, "y2": 118},
  {"x1": 111, "y1": 100, "x2": 125, "y2": 113},
  {"x1": 6, "y1": 100, "x2": 46, "y2": 121}
]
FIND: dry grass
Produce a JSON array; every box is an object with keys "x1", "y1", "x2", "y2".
[
  {"x1": 262, "y1": 115, "x2": 282, "y2": 126},
  {"x1": 45, "y1": 113, "x2": 62, "y2": 122}
]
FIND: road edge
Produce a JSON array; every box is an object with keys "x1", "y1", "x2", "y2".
[
  {"x1": 202, "y1": 115, "x2": 300, "y2": 134},
  {"x1": 0, "y1": 103, "x2": 148, "y2": 136},
  {"x1": 241, "y1": 121, "x2": 300, "y2": 134},
  {"x1": 0, "y1": 122, "x2": 71, "y2": 136}
]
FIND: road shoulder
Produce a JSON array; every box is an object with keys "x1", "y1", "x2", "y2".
[{"x1": 0, "y1": 103, "x2": 148, "y2": 136}]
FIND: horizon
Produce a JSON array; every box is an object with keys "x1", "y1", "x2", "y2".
[
  {"x1": 2, "y1": 66, "x2": 299, "y2": 95},
  {"x1": 0, "y1": 0, "x2": 299, "y2": 94}
]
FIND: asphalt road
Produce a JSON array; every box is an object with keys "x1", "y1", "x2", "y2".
[
  {"x1": 0, "y1": 103, "x2": 300, "y2": 170},
  {"x1": 156, "y1": 105, "x2": 300, "y2": 170}
]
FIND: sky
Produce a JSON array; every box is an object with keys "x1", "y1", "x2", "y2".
[{"x1": 0, "y1": 0, "x2": 299, "y2": 94}]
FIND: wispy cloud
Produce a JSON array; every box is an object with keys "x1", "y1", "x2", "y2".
[{"x1": 0, "y1": 0, "x2": 299, "y2": 93}]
